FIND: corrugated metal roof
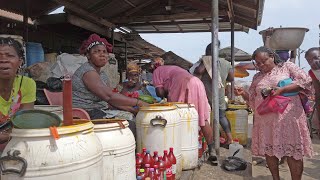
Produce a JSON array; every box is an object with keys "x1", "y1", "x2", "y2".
[{"x1": 1, "y1": 0, "x2": 264, "y2": 33}]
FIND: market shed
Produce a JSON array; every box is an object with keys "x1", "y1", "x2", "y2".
[
  {"x1": 219, "y1": 46, "x2": 252, "y2": 62},
  {"x1": 161, "y1": 51, "x2": 193, "y2": 70}
]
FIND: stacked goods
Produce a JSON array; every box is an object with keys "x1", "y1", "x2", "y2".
[{"x1": 136, "y1": 147, "x2": 177, "y2": 180}]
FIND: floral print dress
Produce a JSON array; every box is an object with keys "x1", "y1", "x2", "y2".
[{"x1": 249, "y1": 62, "x2": 313, "y2": 160}]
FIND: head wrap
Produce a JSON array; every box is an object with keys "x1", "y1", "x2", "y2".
[
  {"x1": 127, "y1": 62, "x2": 141, "y2": 73},
  {"x1": 79, "y1": 34, "x2": 113, "y2": 54},
  {"x1": 0, "y1": 37, "x2": 25, "y2": 61}
]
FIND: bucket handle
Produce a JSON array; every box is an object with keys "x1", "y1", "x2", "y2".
[
  {"x1": 0, "y1": 150, "x2": 27, "y2": 177},
  {"x1": 150, "y1": 115, "x2": 167, "y2": 127}
]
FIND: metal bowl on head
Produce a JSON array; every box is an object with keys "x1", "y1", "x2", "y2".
[{"x1": 259, "y1": 27, "x2": 309, "y2": 50}]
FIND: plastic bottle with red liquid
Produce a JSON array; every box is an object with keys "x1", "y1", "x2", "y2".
[
  {"x1": 153, "y1": 151, "x2": 159, "y2": 163},
  {"x1": 144, "y1": 164, "x2": 151, "y2": 177},
  {"x1": 138, "y1": 169, "x2": 146, "y2": 180},
  {"x1": 162, "y1": 150, "x2": 173, "y2": 180},
  {"x1": 149, "y1": 168, "x2": 156, "y2": 180},
  {"x1": 156, "y1": 156, "x2": 166, "y2": 180},
  {"x1": 202, "y1": 137, "x2": 207, "y2": 153},
  {"x1": 143, "y1": 150, "x2": 154, "y2": 168},
  {"x1": 153, "y1": 165, "x2": 160, "y2": 180},
  {"x1": 168, "y1": 147, "x2": 176, "y2": 179},
  {"x1": 142, "y1": 148, "x2": 147, "y2": 159},
  {"x1": 136, "y1": 153, "x2": 143, "y2": 174},
  {"x1": 198, "y1": 131, "x2": 203, "y2": 158}
]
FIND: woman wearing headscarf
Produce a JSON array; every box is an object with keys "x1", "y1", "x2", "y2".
[
  {"x1": 0, "y1": 37, "x2": 36, "y2": 151},
  {"x1": 151, "y1": 57, "x2": 218, "y2": 164},
  {"x1": 235, "y1": 46, "x2": 313, "y2": 180},
  {"x1": 118, "y1": 62, "x2": 143, "y2": 96},
  {"x1": 72, "y1": 34, "x2": 148, "y2": 131}
]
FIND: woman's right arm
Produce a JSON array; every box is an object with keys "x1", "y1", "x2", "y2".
[{"x1": 83, "y1": 71, "x2": 148, "y2": 107}]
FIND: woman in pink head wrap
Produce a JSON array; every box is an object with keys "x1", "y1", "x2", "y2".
[{"x1": 72, "y1": 34, "x2": 148, "y2": 136}]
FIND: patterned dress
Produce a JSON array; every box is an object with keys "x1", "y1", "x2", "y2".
[{"x1": 249, "y1": 62, "x2": 313, "y2": 160}]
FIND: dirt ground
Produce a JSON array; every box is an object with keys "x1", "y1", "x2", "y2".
[{"x1": 183, "y1": 137, "x2": 320, "y2": 180}]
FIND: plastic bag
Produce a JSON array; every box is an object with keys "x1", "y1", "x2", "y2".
[
  {"x1": 46, "y1": 77, "x2": 63, "y2": 91},
  {"x1": 257, "y1": 95, "x2": 291, "y2": 115},
  {"x1": 222, "y1": 149, "x2": 247, "y2": 171}
]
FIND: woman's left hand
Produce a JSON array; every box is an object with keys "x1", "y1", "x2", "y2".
[{"x1": 271, "y1": 87, "x2": 284, "y2": 96}]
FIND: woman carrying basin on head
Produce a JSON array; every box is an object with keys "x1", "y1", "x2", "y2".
[{"x1": 235, "y1": 46, "x2": 313, "y2": 180}]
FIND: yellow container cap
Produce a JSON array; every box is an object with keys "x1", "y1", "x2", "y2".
[{"x1": 227, "y1": 104, "x2": 248, "y2": 109}]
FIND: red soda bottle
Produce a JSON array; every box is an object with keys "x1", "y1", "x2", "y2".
[
  {"x1": 156, "y1": 156, "x2": 166, "y2": 180},
  {"x1": 149, "y1": 168, "x2": 156, "y2": 180},
  {"x1": 136, "y1": 153, "x2": 143, "y2": 174},
  {"x1": 153, "y1": 151, "x2": 159, "y2": 163},
  {"x1": 163, "y1": 150, "x2": 173, "y2": 180},
  {"x1": 168, "y1": 147, "x2": 177, "y2": 179},
  {"x1": 144, "y1": 164, "x2": 151, "y2": 177},
  {"x1": 153, "y1": 165, "x2": 160, "y2": 180},
  {"x1": 143, "y1": 150, "x2": 154, "y2": 168},
  {"x1": 142, "y1": 148, "x2": 147, "y2": 158},
  {"x1": 138, "y1": 169, "x2": 146, "y2": 180},
  {"x1": 198, "y1": 132, "x2": 203, "y2": 158}
]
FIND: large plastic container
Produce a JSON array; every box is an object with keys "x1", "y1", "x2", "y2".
[
  {"x1": 91, "y1": 119, "x2": 136, "y2": 180},
  {"x1": 0, "y1": 120, "x2": 103, "y2": 180},
  {"x1": 174, "y1": 103, "x2": 198, "y2": 170},
  {"x1": 136, "y1": 104, "x2": 182, "y2": 179},
  {"x1": 26, "y1": 42, "x2": 44, "y2": 67},
  {"x1": 226, "y1": 104, "x2": 249, "y2": 145},
  {"x1": 34, "y1": 105, "x2": 63, "y2": 120}
]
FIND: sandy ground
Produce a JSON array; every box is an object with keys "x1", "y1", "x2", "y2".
[
  {"x1": 181, "y1": 113, "x2": 320, "y2": 180},
  {"x1": 252, "y1": 138, "x2": 320, "y2": 180}
]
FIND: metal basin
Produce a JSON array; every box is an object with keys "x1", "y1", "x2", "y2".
[{"x1": 259, "y1": 27, "x2": 309, "y2": 50}]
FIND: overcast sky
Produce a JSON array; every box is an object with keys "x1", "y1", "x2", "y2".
[{"x1": 141, "y1": 0, "x2": 320, "y2": 77}]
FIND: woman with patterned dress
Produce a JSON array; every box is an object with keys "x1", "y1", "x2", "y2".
[{"x1": 235, "y1": 47, "x2": 313, "y2": 180}]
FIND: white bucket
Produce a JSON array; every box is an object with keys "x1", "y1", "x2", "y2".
[
  {"x1": 34, "y1": 105, "x2": 63, "y2": 120},
  {"x1": 136, "y1": 104, "x2": 182, "y2": 179},
  {"x1": 175, "y1": 103, "x2": 198, "y2": 170},
  {"x1": 91, "y1": 119, "x2": 136, "y2": 180},
  {"x1": 0, "y1": 121, "x2": 104, "y2": 180}
]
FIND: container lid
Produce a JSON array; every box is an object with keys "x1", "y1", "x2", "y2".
[
  {"x1": 11, "y1": 110, "x2": 61, "y2": 129},
  {"x1": 91, "y1": 119, "x2": 128, "y2": 129},
  {"x1": 227, "y1": 104, "x2": 248, "y2": 109},
  {"x1": 140, "y1": 103, "x2": 177, "y2": 111},
  {"x1": 174, "y1": 103, "x2": 195, "y2": 108},
  {"x1": 34, "y1": 105, "x2": 63, "y2": 112}
]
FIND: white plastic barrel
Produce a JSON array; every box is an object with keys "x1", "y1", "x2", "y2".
[
  {"x1": 91, "y1": 119, "x2": 136, "y2": 180},
  {"x1": 174, "y1": 103, "x2": 198, "y2": 170},
  {"x1": 0, "y1": 120, "x2": 103, "y2": 180},
  {"x1": 226, "y1": 104, "x2": 249, "y2": 145},
  {"x1": 34, "y1": 105, "x2": 63, "y2": 120},
  {"x1": 136, "y1": 104, "x2": 182, "y2": 179}
]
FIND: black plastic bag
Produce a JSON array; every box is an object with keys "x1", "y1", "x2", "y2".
[
  {"x1": 35, "y1": 81, "x2": 49, "y2": 105},
  {"x1": 46, "y1": 77, "x2": 63, "y2": 91},
  {"x1": 221, "y1": 149, "x2": 247, "y2": 171}
]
